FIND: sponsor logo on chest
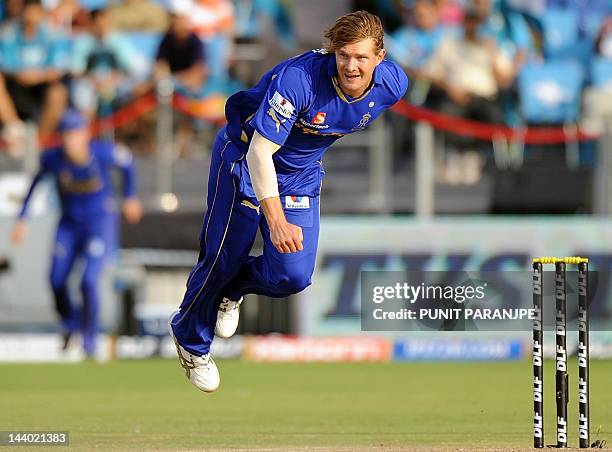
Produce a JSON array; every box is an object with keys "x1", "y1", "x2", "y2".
[{"x1": 313, "y1": 111, "x2": 326, "y2": 125}]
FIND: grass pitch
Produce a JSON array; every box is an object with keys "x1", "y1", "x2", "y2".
[{"x1": 0, "y1": 359, "x2": 611, "y2": 451}]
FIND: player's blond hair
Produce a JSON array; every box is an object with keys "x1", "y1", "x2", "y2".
[{"x1": 324, "y1": 11, "x2": 384, "y2": 53}]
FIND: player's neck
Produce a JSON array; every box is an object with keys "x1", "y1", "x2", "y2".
[
  {"x1": 65, "y1": 148, "x2": 91, "y2": 166},
  {"x1": 339, "y1": 76, "x2": 373, "y2": 99}
]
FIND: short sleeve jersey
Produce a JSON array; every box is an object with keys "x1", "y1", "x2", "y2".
[{"x1": 224, "y1": 49, "x2": 408, "y2": 196}]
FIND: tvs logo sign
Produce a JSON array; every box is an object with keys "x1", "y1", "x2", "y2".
[{"x1": 312, "y1": 112, "x2": 326, "y2": 125}]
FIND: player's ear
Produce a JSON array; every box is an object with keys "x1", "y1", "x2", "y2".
[{"x1": 376, "y1": 48, "x2": 386, "y2": 64}]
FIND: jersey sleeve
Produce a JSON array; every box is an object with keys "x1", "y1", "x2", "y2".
[
  {"x1": 18, "y1": 151, "x2": 54, "y2": 219},
  {"x1": 250, "y1": 65, "x2": 313, "y2": 147}
]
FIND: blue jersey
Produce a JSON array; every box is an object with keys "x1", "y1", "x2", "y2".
[
  {"x1": 0, "y1": 22, "x2": 69, "y2": 72},
  {"x1": 224, "y1": 50, "x2": 408, "y2": 197},
  {"x1": 19, "y1": 141, "x2": 136, "y2": 224}
]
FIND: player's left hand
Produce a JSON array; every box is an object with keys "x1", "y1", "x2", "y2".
[{"x1": 122, "y1": 198, "x2": 143, "y2": 224}]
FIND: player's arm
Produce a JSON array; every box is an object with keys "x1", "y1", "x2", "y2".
[
  {"x1": 111, "y1": 143, "x2": 142, "y2": 224},
  {"x1": 11, "y1": 170, "x2": 45, "y2": 246},
  {"x1": 247, "y1": 130, "x2": 303, "y2": 254}
]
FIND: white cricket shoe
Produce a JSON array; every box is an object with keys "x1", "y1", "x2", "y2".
[
  {"x1": 168, "y1": 311, "x2": 220, "y2": 392},
  {"x1": 215, "y1": 297, "x2": 243, "y2": 338}
]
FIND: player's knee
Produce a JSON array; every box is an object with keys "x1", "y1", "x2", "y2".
[
  {"x1": 51, "y1": 282, "x2": 67, "y2": 293},
  {"x1": 80, "y1": 274, "x2": 98, "y2": 295},
  {"x1": 277, "y1": 268, "x2": 312, "y2": 295},
  {"x1": 47, "y1": 83, "x2": 68, "y2": 104},
  {"x1": 50, "y1": 273, "x2": 67, "y2": 291}
]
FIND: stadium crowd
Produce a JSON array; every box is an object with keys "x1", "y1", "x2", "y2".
[{"x1": 0, "y1": 0, "x2": 610, "y2": 183}]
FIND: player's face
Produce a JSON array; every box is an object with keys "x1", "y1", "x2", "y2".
[
  {"x1": 63, "y1": 128, "x2": 91, "y2": 163},
  {"x1": 335, "y1": 38, "x2": 386, "y2": 98}
]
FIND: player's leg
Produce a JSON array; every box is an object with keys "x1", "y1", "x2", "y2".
[
  {"x1": 171, "y1": 135, "x2": 261, "y2": 357},
  {"x1": 78, "y1": 227, "x2": 110, "y2": 357},
  {"x1": 169, "y1": 134, "x2": 261, "y2": 392},
  {"x1": 49, "y1": 221, "x2": 80, "y2": 342},
  {"x1": 224, "y1": 195, "x2": 320, "y2": 300}
]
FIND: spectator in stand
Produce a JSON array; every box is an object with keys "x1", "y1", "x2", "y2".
[
  {"x1": 108, "y1": 0, "x2": 169, "y2": 33},
  {"x1": 0, "y1": 73, "x2": 26, "y2": 156},
  {"x1": 471, "y1": 0, "x2": 535, "y2": 126},
  {"x1": 424, "y1": 6, "x2": 515, "y2": 184},
  {"x1": 435, "y1": 0, "x2": 463, "y2": 25},
  {"x1": 0, "y1": 0, "x2": 69, "y2": 141},
  {"x1": 472, "y1": 0, "x2": 534, "y2": 63},
  {"x1": 388, "y1": 0, "x2": 450, "y2": 105},
  {"x1": 595, "y1": 17, "x2": 612, "y2": 58},
  {"x1": 156, "y1": 0, "x2": 207, "y2": 97},
  {"x1": 47, "y1": 0, "x2": 90, "y2": 34},
  {"x1": 71, "y1": 8, "x2": 144, "y2": 121},
  {"x1": 1, "y1": 0, "x2": 24, "y2": 24},
  {"x1": 155, "y1": 0, "x2": 207, "y2": 155},
  {"x1": 191, "y1": 0, "x2": 235, "y2": 88}
]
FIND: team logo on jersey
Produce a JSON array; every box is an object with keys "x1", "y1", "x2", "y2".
[
  {"x1": 285, "y1": 196, "x2": 310, "y2": 209},
  {"x1": 312, "y1": 112, "x2": 326, "y2": 125},
  {"x1": 269, "y1": 91, "x2": 295, "y2": 119},
  {"x1": 352, "y1": 112, "x2": 372, "y2": 131}
]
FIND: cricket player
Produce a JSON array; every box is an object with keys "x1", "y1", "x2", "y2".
[
  {"x1": 169, "y1": 11, "x2": 408, "y2": 391},
  {"x1": 11, "y1": 109, "x2": 142, "y2": 356}
]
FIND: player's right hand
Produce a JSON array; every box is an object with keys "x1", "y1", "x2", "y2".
[
  {"x1": 270, "y1": 220, "x2": 303, "y2": 254},
  {"x1": 10, "y1": 220, "x2": 27, "y2": 246}
]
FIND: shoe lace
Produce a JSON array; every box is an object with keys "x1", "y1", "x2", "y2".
[
  {"x1": 173, "y1": 340, "x2": 211, "y2": 378},
  {"x1": 218, "y1": 298, "x2": 239, "y2": 313}
]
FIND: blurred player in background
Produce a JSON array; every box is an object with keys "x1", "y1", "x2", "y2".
[
  {"x1": 10, "y1": 109, "x2": 142, "y2": 357},
  {"x1": 169, "y1": 11, "x2": 408, "y2": 392}
]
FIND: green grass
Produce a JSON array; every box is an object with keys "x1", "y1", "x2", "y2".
[{"x1": 0, "y1": 359, "x2": 610, "y2": 450}]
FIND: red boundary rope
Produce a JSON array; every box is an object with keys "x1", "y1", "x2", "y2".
[{"x1": 391, "y1": 99, "x2": 598, "y2": 145}]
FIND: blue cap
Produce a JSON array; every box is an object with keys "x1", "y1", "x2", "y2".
[{"x1": 57, "y1": 109, "x2": 87, "y2": 132}]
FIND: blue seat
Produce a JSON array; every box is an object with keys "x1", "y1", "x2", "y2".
[
  {"x1": 518, "y1": 61, "x2": 584, "y2": 123},
  {"x1": 203, "y1": 34, "x2": 231, "y2": 85},
  {"x1": 123, "y1": 32, "x2": 162, "y2": 76},
  {"x1": 79, "y1": 0, "x2": 109, "y2": 10},
  {"x1": 541, "y1": 8, "x2": 579, "y2": 59},
  {"x1": 123, "y1": 32, "x2": 162, "y2": 61}
]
